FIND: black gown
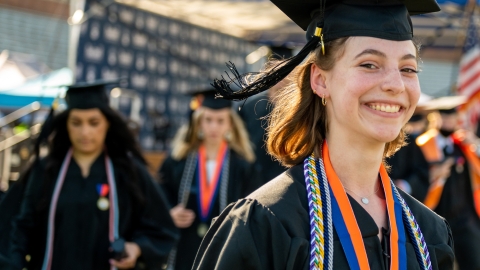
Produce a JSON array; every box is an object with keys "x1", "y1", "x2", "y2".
[
  {"x1": 433, "y1": 142, "x2": 480, "y2": 270},
  {"x1": 238, "y1": 93, "x2": 286, "y2": 188},
  {"x1": 388, "y1": 133, "x2": 430, "y2": 200},
  {"x1": 159, "y1": 150, "x2": 253, "y2": 270},
  {"x1": 193, "y1": 163, "x2": 455, "y2": 270},
  {"x1": 7, "y1": 153, "x2": 178, "y2": 270}
]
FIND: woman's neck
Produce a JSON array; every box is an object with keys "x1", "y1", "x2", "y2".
[
  {"x1": 325, "y1": 132, "x2": 384, "y2": 195},
  {"x1": 72, "y1": 148, "x2": 103, "y2": 178},
  {"x1": 203, "y1": 140, "x2": 223, "y2": 160}
]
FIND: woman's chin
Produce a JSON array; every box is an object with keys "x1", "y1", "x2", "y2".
[
  {"x1": 73, "y1": 146, "x2": 101, "y2": 156},
  {"x1": 368, "y1": 129, "x2": 402, "y2": 144}
]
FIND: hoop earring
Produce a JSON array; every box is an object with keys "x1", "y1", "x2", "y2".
[
  {"x1": 322, "y1": 94, "x2": 327, "y2": 106},
  {"x1": 197, "y1": 130, "x2": 204, "y2": 139},
  {"x1": 224, "y1": 131, "x2": 232, "y2": 142}
]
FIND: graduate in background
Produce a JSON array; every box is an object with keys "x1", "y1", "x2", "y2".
[
  {"x1": 158, "y1": 90, "x2": 254, "y2": 270},
  {"x1": 194, "y1": 0, "x2": 454, "y2": 269},
  {"x1": 238, "y1": 80, "x2": 286, "y2": 189},
  {"x1": 6, "y1": 81, "x2": 178, "y2": 270},
  {"x1": 415, "y1": 96, "x2": 480, "y2": 269},
  {"x1": 388, "y1": 94, "x2": 432, "y2": 198}
]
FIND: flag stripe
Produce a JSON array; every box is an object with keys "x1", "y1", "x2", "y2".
[{"x1": 457, "y1": 15, "x2": 480, "y2": 130}]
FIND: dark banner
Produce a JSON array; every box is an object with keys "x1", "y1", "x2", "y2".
[{"x1": 75, "y1": 1, "x2": 258, "y2": 150}]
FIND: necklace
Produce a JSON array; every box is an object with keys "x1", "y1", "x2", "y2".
[
  {"x1": 304, "y1": 144, "x2": 432, "y2": 270},
  {"x1": 343, "y1": 182, "x2": 380, "y2": 205}
]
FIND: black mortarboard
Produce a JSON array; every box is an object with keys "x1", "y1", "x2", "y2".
[
  {"x1": 189, "y1": 89, "x2": 232, "y2": 110},
  {"x1": 65, "y1": 80, "x2": 116, "y2": 109},
  {"x1": 212, "y1": 0, "x2": 440, "y2": 101}
]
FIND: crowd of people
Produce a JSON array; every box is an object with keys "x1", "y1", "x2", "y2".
[{"x1": 0, "y1": 0, "x2": 479, "y2": 269}]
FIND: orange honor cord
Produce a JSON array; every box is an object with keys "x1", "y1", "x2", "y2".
[
  {"x1": 380, "y1": 165, "x2": 400, "y2": 270},
  {"x1": 322, "y1": 142, "x2": 370, "y2": 270},
  {"x1": 452, "y1": 135, "x2": 480, "y2": 218},
  {"x1": 198, "y1": 141, "x2": 228, "y2": 221},
  {"x1": 323, "y1": 141, "x2": 406, "y2": 270}
]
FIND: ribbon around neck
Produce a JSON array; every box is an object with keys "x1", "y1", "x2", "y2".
[
  {"x1": 322, "y1": 141, "x2": 407, "y2": 270},
  {"x1": 42, "y1": 149, "x2": 119, "y2": 270},
  {"x1": 197, "y1": 141, "x2": 228, "y2": 222}
]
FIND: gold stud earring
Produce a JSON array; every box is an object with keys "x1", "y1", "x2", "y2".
[{"x1": 322, "y1": 94, "x2": 327, "y2": 106}]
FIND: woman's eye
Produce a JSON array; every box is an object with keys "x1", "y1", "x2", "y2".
[
  {"x1": 360, "y1": 63, "x2": 377, "y2": 69},
  {"x1": 401, "y1": 68, "x2": 419, "y2": 74}
]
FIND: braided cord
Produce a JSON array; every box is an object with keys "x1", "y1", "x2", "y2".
[
  {"x1": 304, "y1": 154, "x2": 325, "y2": 270},
  {"x1": 393, "y1": 183, "x2": 432, "y2": 270},
  {"x1": 178, "y1": 152, "x2": 198, "y2": 205},
  {"x1": 317, "y1": 155, "x2": 333, "y2": 270},
  {"x1": 218, "y1": 150, "x2": 230, "y2": 211},
  {"x1": 305, "y1": 151, "x2": 431, "y2": 270}
]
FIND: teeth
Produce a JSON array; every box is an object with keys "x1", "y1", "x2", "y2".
[{"x1": 369, "y1": 104, "x2": 400, "y2": 113}]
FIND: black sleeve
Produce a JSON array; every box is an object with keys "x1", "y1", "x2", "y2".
[
  {"x1": 131, "y1": 160, "x2": 179, "y2": 269},
  {"x1": 433, "y1": 220, "x2": 455, "y2": 270},
  {"x1": 193, "y1": 199, "x2": 307, "y2": 270},
  {"x1": 9, "y1": 162, "x2": 46, "y2": 269},
  {"x1": 157, "y1": 156, "x2": 178, "y2": 206},
  {"x1": 240, "y1": 160, "x2": 257, "y2": 197},
  {"x1": 406, "y1": 145, "x2": 430, "y2": 201}
]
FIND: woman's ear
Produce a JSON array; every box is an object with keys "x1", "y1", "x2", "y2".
[{"x1": 310, "y1": 63, "x2": 329, "y2": 97}]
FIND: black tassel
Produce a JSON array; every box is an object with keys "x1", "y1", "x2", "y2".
[
  {"x1": 34, "y1": 106, "x2": 55, "y2": 156},
  {"x1": 212, "y1": 35, "x2": 321, "y2": 101}
]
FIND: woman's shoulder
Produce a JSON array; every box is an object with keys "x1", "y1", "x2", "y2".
[
  {"x1": 160, "y1": 154, "x2": 186, "y2": 167},
  {"x1": 241, "y1": 164, "x2": 309, "y2": 232},
  {"x1": 398, "y1": 189, "x2": 452, "y2": 245},
  {"x1": 212, "y1": 163, "x2": 307, "y2": 227},
  {"x1": 229, "y1": 150, "x2": 250, "y2": 163}
]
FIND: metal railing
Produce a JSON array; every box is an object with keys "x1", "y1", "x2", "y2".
[{"x1": 0, "y1": 102, "x2": 43, "y2": 191}]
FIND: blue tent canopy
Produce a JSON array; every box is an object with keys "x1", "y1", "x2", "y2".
[
  {"x1": 0, "y1": 94, "x2": 55, "y2": 108},
  {"x1": 0, "y1": 68, "x2": 71, "y2": 108}
]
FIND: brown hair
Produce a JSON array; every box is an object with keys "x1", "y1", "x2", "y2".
[
  {"x1": 171, "y1": 107, "x2": 255, "y2": 163},
  {"x1": 267, "y1": 38, "x2": 414, "y2": 167}
]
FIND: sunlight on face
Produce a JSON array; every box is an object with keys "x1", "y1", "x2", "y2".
[
  {"x1": 67, "y1": 108, "x2": 109, "y2": 155},
  {"x1": 323, "y1": 36, "x2": 420, "y2": 144},
  {"x1": 199, "y1": 108, "x2": 231, "y2": 144}
]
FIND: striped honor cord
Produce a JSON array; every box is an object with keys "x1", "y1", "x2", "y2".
[{"x1": 304, "y1": 153, "x2": 431, "y2": 270}]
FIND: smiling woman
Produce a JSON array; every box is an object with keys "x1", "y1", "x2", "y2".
[{"x1": 193, "y1": 1, "x2": 455, "y2": 270}]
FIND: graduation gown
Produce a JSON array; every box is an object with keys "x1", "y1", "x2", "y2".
[
  {"x1": 388, "y1": 133, "x2": 430, "y2": 200},
  {"x1": 7, "y1": 153, "x2": 178, "y2": 270},
  {"x1": 433, "y1": 142, "x2": 480, "y2": 269},
  {"x1": 238, "y1": 93, "x2": 285, "y2": 188},
  {"x1": 159, "y1": 150, "x2": 253, "y2": 270},
  {"x1": 193, "y1": 163, "x2": 455, "y2": 270}
]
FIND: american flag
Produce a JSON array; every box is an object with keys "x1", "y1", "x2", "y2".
[{"x1": 458, "y1": 16, "x2": 480, "y2": 129}]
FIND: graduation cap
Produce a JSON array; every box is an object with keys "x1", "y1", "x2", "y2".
[
  {"x1": 65, "y1": 79, "x2": 120, "y2": 109},
  {"x1": 189, "y1": 89, "x2": 232, "y2": 110},
  {"x1": 423, "y1": 95, "x2": 467, "y2": 114},
  {"x1": 212, "y1": 0, "x2": 440, "y2": 101}
]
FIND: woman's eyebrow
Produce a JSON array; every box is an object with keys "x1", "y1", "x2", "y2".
[{"x1": 354, "y1": 49, "x2": 386, "y2": 59}]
